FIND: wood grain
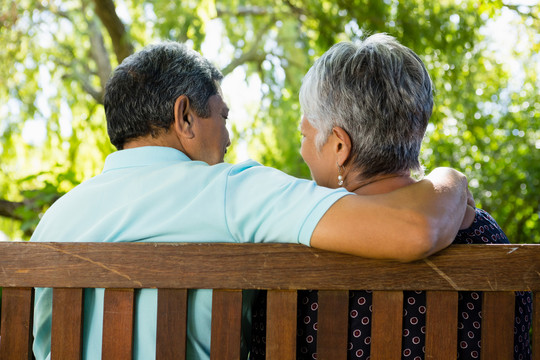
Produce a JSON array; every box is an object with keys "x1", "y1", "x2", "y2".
[
  {"x1": 371, "y1": 291, "x2": 403, "y2": 359},
  {"x1": 481, "y1": 291, "x2": 515, "y2": 360},
  {"x1": 266, "y1": 290, "x2": 296, "y2": 360},
  {"x1": 210, "y1": 290, "x2": 242, "y2": 360},
  {"x1": 0, "y1": 287, "x2": 34, "y2": 360},
  {"x1": 156, "y1": 288, "x2": 188, "y2": 360},
  {"x1": 102, "y1": 288, "x2": 135, "y2": 360},
  {"x1": 51, "y1": 288, "x2": 84, "y2": 359},
  {"x1": 0, "y1": 243, "x2": 538, "y2": 291},
  {"x1": 425, "y1": 291, "x2": 458, "y2": 359},
  {"x1": 317, "y1": 290, "x2": 348, "y2": 360},
  {"x1": 0, "y1": 243, "x2": 538, "y2": 360}
]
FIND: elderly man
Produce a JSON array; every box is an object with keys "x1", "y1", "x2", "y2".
[{"x1": 31, "y1": 42, "x2": 469, "y2": 359}]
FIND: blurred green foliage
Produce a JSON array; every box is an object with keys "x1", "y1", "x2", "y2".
[{"x1": 0, "y1": 0, "x2": 538, "y2": 243}]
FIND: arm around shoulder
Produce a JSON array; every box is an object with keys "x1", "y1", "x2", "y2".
[{"x1": 310, "y1": 167, "x2": 468, "y2": 262}]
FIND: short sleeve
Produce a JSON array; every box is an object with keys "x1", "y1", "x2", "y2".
[{"x1": 224, "y1": 161, "x2": 350, "y2": 245}]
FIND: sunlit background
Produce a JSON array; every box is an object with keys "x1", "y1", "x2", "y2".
[{"x1": 0, "y1": 0, "x2": 539, "y2": 242}]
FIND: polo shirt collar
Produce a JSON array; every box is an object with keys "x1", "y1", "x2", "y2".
[{"x1": 103, "y1": 146, "x2": 191, "y2": 172}]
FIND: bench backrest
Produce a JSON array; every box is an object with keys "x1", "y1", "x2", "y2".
[{"x1": 0, "y1": 242, "x2": 538, "y2": 360}]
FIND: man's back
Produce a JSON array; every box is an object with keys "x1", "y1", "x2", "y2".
[{"x1": 31, "y1": 146, "x2": 348, "y2": 359}]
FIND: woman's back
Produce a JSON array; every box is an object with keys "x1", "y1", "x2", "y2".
[{"x1": 293, "y1": 209, "x2": 532, "y2": 360}]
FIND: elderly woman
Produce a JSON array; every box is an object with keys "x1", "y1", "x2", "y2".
[
  {"x1": 250, "y1": 34, "x2": 531, "y2": 359},
  {"x1": 295, "y1": 34, "x2": 532, "y2": 360}
]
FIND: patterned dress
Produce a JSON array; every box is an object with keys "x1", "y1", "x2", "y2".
[{"x1": 251, "y1": 209, "x2": 532, "y2": 360}]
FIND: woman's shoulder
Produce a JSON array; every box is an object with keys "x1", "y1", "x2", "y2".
[{"x1": 453, "y1": 208, "x2": 510, "y2": 244}]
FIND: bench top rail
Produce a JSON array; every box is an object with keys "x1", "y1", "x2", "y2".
[
  {"x1": 0, "y1": 243, "x2": 538, "y2": 290},
  {"x1": 0, "y1": 243, "x2": 538, "y2": 359}
]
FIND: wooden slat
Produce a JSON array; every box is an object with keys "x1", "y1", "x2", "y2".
[
  {"x1": 533, "y1": 291, "x2": 539, "y2": 360},
  {"x1": 0, "y1": 287, "x2": 34, "y2": 360},
  {"x1": 0, "y1": 243, "x2": 537, "y2": 359},
  {"x1": 102, "y1": 288, "x2": 135, "y2": 360},
  {"x1": 481, "y1": 291, "x2": 514, "y2": 360},
  {"x1": 371, "y1": 291, "x2": 403, "y2": 359},
  {"x1": 210, "y1": 289, "x2": 242, "y2": 360},
  {"x1": 51, "y1": 288, "x2": 84, "y2": 359},
  {"x1": 425, "y1": 291, "x2": 458, "y2": 359},
  {"x1": 0, "y1": 243, "x2": 538, "y2": 291},
  {"x1": 266, "y1": 290, "x2": 296, "y2": 360},
  {"x1": 317, "y1": 290, "x2": 348, "y2": 360},
  {"x1": 156, "y1": 288, "x2": 188, "y2": 360}
]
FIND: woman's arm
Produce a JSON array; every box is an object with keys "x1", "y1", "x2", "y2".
[{"x1": 310, "y1": 167, "x2": 468, "y2": 262}]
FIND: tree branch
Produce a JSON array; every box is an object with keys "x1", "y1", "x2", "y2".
[
  {"x1": 0, "y1": 1, "x2": 19, "y2": 30},
  {"x1": 87, "y1": 17, "x2": 112, "y2": 89},
  {"x1": 54, "y1": 55, "x2": 104, "y2": 103},
  {"x1": 34, "y1": 2, "x2": 72, "y2": 21},
  {"x1": 80, "y1": 79, "x2": 104, "y2": 103},
  {"x1": 220, "y1": 20, "x2": 275, "y2": 76},
  {"x1": 504, "y1": 4, "x2": 539, "y2": 20},
  {"x1": 64, "y1": 73, "x2": 103, "y2": 103},
  {"x1": 92, "y1": 0, "x2": 134, "y2": 64},
  {"x1": 282, "y1": 0, "x2": 308, "y2": 16},
  {"x1": 215, "y1": 5, "x2": 303, "y2": 19},
  {"x1": 0, "y1": 199, "x2": 23, "y2": 221},
  {"x1": 216, "y1": 6, "x2": 271, "y2": 17}
]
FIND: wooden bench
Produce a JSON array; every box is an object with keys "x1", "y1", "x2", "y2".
[{"x1": 0, "y1": 242, "x2": 538, "y2": 360}]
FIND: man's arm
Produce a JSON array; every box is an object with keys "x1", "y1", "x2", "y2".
[{"x1": 311, "y1": 167, "x2": 468, "y2": 262}]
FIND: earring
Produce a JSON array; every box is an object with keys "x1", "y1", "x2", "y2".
[{"x1": 337, "y1": 162, "x2": 344, "y2": 186}]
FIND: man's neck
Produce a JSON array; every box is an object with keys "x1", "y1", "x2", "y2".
[{"x1": 123, "y1": 132, "x2": 182, "y2": 151}]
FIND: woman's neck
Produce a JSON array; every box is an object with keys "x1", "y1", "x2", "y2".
[{"x1": 345, "y1": 172, "x2": 417, "y2": 195}]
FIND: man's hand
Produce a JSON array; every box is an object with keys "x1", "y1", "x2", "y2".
[{"x1": 460, "y1": 188, "x2": 476, "y2": 230}]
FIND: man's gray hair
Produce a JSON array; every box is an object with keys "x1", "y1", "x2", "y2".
[
  {"x1": 104, "y1": 42, "x2": 223, "y2": 150},
  {"x1": 299, "y1": 34, "x2": 433, "y2": 178}
]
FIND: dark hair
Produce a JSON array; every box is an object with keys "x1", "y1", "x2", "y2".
[
  {"x1": 300, "y1": 34, "x2": 433, "y2": 178},
  {"x1": 104, "y1": 42, "x2": 223, "y2": 150}
]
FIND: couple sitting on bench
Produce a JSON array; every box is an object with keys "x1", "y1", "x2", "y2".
[{"x1": 30, "y1": 34, "x2": 531, "y2": 359}]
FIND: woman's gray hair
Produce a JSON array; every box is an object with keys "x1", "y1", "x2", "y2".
[
  {"x1": 104, "y1": 42, "x2": 223, "y2": 150},
  {"x1": 299, "y1": 34, "x2": 433, "y2": 178}
]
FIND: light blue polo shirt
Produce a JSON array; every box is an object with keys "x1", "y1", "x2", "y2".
[{"x1": 31, "y1": 146, "x2": 349, "y2": 360}]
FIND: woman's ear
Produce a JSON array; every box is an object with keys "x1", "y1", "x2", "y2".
[
  {"x1": 173, "y1": 95, "x2": 195, "y2": 139},
  {"x1": 332, "y1": 126, "x2": 352, "y2": 166}
]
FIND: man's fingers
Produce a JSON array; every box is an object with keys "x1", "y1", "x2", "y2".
[{"x1": 466, "y1": 188, "x2": 476, "y2": 208}]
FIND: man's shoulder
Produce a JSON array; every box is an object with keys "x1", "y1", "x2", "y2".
[
  {"x1": 225, "y1": 159, "x2": 266, "y2": 174},
  {"x1": 224, "y1": 159, "x2": 304, "y2": 183}
]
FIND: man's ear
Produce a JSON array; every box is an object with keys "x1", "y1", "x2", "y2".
[
  {"x1": 173, "y1": 95, "x2": 195, "y2": 139},
  {"x1": 332, "y1": 126, "x2": 352, "y2": 166}
]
